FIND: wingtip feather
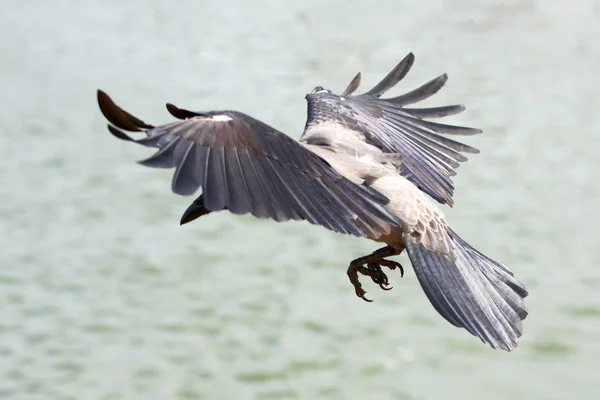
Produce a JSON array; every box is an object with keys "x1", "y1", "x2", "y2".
[
  {"x1": 97, "y1": 89, "x2": 154, "y2": 131},
  {"x1": 166, "y1": 103, "x2": 204, "y2": 120},
  {"x1": 107, "y1": 124, "x2": 135, "y2": 141},
  {"x1": 341, "y1": 72, "x2": 362, "y2": 97},
  {"x1": 361, "y1": 52, "x2": 416, "y2": 98}
]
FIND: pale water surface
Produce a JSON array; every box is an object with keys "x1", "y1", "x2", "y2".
[{"x1": 1, "y1": 0, "x2": 600, "y2": 399}]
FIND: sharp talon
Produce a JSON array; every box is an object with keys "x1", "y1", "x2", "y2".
[
  {"x1": 349, "y1": 251, "x2": 406, "y2": 301},
  {"x1": 380, "y1": 259, "x2": 404, "y2": 278},
  {"x1": 370, "y1": 274, "x2": 386, "y2": 285},
  {"x1": 393, "y1": 261, "x2": 404, "y2": 277},
  {"x1": 348, "y1": 264, "x2": 374, "y2": 302},
  {"x1": 366, "y1": 262, "x2": 389, "y2": 286},
  {"x1": 356, "y1": 288, "x2": 373, "y2": 302}
]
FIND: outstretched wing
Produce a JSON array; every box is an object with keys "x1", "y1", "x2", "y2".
[
  {"x1": 97, "y1": 90, "x2": 399, "y2": 239},
  {"x1": 305, "y1": 53, "x2": 481, "y2": 207}
]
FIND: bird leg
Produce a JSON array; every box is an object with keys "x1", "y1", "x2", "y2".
[{"x1": 347, "y1": 246, "x2": 404, "y2": 302}]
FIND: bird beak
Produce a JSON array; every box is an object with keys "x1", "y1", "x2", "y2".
[{"x1": 180, "y1": 201, "x2": 211, "y2": 225}]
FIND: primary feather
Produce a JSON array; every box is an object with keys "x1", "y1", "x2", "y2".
[{"x1": 301, "y1": 52, "x2": 481, "y2": 206}]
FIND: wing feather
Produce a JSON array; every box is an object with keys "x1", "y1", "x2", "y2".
[
  {"x1": 98, "y1": 90, "x2": 398, "y2": 238},
  {"x1": 303, "y1": 53, "x2": 482, "y2": 206}
]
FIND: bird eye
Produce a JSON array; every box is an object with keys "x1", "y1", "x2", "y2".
[{"x1": 311, "y1": 86, "x2": 324, "y2": 95}]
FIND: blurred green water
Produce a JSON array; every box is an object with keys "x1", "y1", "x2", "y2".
[{"x1": 1, "y1": 0, "x2": 600, "y2": 399}]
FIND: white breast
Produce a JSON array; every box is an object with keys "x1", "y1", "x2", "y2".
[{"x1": 369, "y1": 174, "x2": 452, "y2": 255}]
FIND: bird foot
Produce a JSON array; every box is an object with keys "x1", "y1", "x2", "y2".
[{"x1": 347, "y1": 258, "x2": 404, "y2": 302}]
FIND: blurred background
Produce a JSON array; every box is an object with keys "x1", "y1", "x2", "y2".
[{"x1": 1, "y1": 0, "x2": 599, "y2": 399}]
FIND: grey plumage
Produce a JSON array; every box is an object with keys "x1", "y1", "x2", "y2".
[
  {"x1": 301, "y1": 54, "x2": 481, "y2": 206},
  {"x1": 98, "y1": 91, "x2": 397, "y2": 238},
  {"x1": 404, "y1": 229, "x2": 528, "y2": 350},
  {"x1": 97, "y1": 52, "x2": 528, "y2": 351}
]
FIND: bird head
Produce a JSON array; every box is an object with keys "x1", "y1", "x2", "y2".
[{"x1": 305, "y1": 86, "x2": 332, "y2": 99}]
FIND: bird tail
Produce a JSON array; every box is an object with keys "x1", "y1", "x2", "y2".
[{"x1": 403, "y1": 228, "x2": 528, "y2": 351}]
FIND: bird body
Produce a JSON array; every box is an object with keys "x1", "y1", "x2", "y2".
[
  {"x1": 302, "y1": 143, "x2": 429, "y2": 247},
  {"x1": 97, "y1": 52, "x2": 528, "y2": 351}
]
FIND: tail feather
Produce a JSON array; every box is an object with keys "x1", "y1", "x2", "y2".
[{"x1": 403, "y1": 229, "x2": 528, "y2": 351}]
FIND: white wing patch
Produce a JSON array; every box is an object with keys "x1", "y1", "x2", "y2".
[{"x1": 212, "y1": 114, "x2": 233, "y2": 122}]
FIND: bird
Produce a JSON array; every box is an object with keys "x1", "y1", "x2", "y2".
[{"x1": 97, "y1": 52, "x2": 528, "y2": 351}]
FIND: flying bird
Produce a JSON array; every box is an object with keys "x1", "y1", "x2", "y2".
[{"x1": 97, "y1": 52, "x2": 528, "y2": 351}]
